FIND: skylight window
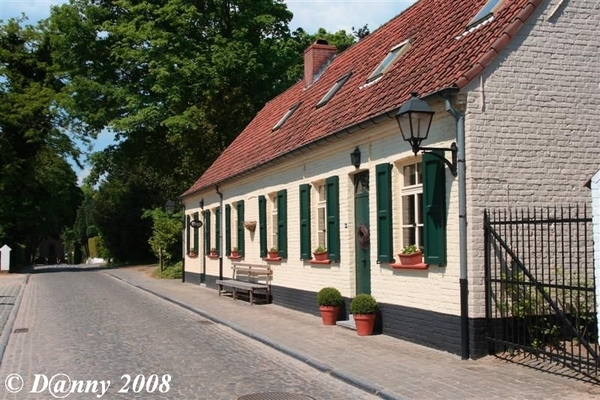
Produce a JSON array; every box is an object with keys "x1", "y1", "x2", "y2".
[
  {"x1": 468, "y1": 0, "x2": 504, "y2": 28},
  {"x1": 272, "y1": 102, "x2": 300, "y2": 131},
  {"x1": 367, "y1": 39, "x2": 412, "y2": 83},
  {"x1": 316, "y1": 72, "x2": 352, "y2": 108}
]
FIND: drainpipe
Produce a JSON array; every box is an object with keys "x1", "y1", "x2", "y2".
[
  {"x1": 216, "y1": 185, "x2": 224, "y2": 281},
  {"x1": 182, "y1": 202, "x2": 186, "y2": 283},
  {"x1": 445, "y1": 95, "x2": 469, "y2": 360}
]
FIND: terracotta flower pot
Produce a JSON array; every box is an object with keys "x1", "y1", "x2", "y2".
[
  {"x1": 398, "y1": 251, "x2": 423, "y2": 266},
  {"x1": 319, "y1": 305, "x2": 340, "y2": 325},
  {"x1": 231, "y1": 251, "x2": 239, "y2": 258},
  {"x1": 313, "y1": 251, "x2": 328, "y2": 261},
  {"x1": 268, "y1": 251, "x2": 279, "y2": 259},
  {"x1": 354, "y1": 313, "x2": 376, "y2": 336}
]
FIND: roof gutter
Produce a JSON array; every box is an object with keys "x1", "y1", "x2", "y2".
[{"x1": 180, "y1": 86, "x2": 459, "y2": 200}]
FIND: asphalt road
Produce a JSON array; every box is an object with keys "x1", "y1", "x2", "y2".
[{"x1": 0, "y1": 267, "x2": 374, "y2": 399}]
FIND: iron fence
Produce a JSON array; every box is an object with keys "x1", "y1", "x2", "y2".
[{"x1": 484, "y1": 206, "x2": 598, "y2": 380}]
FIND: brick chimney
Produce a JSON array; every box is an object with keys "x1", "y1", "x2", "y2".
[{"x1": 304, "y1": 39, "x2": 337, "y2": 87}]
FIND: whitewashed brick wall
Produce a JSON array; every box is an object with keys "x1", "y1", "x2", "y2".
[
  {"x1": 463, "y1": 0, "x2": 600, "y2": 318},
  {"x1": 591, "y1": 170, "x2": 600, "y2": 338}
]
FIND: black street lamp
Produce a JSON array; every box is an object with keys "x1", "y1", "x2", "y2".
[
  {"x1": 165, "y1": 200, "x2": 176, "y2": 215},
  {"x1": 350, "y1": 147, "x2": 361, "y2": 169},
  {"x1": 396, "y1": 92, "x2": 458, "y2": 176}
]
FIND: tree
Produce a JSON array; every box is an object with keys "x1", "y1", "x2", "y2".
[
  {"x1": 143, "y1": 207, "x2": 183, "y2": 271},
  {"x1": 0, "y1": 17, "x2": 82, "y2": 265}
]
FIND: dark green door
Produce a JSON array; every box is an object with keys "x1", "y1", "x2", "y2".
[{"x1": 354, "y1": 171, "x2": 371, "y2": 295}]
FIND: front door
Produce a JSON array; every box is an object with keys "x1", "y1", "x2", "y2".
[{"x1": 354, "y1": 171, "x2": 371, "y2": 295}]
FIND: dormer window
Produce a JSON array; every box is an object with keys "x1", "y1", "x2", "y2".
[
  {"x1": 272, "y1": 102, "x2": 300, "y2": 131},
  {"x1": 316, "y1": 72, "x2": 352, "y2": 108},
  {"x1": 468, "y1": 0, "x2": 504, "y2": 28},
  {"x1": 366, "y1": 39, "x2": 412, "y2": 83}
]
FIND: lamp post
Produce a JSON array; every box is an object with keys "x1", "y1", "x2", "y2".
[{"x1": 396, "y1": 92, "x2": 468, "y2": 359}]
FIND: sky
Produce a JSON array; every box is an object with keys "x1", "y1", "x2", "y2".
[{"x1": 1, "y1": 0, "x2": 417, "y2": 182}]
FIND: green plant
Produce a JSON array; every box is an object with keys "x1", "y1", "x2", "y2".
[
  {"x1": 210, "y1": 247, "x2": 217, "y2": 252},
  {"x1": 269, "y1": 246, "x2": 278, "y2": 252},
  {"x1": 350, "y1": 294, "x2": 378, "y2": 315},
  {"x1": 401, "y1": 244, "x2": 420, "y2": 255},
  {"x1": 314, "y1": 245, "x2": 327, "y2": 253},
  {"x1": 317, "y1": 287, "x2": 343, "y2": 307},
  {"x1": 232, "y1": 247, "x2": 238, "y2": 252}
]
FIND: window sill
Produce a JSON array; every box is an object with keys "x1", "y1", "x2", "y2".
[
  {"x1": 389, "y1": 262, "x2": 428, "y2": 270},
  {"x1": 228, "y1": 255, "x2": 242, "y2": 260},
  {"x1": 264, "y1": 257, "x2": 282, "y2": 262},
  {"x1": 187, "y1": 254, "x2": 198, "y2": 259},
  {"x1": 310, "y1": 259, "x2": 332, "y2": 265},
  {"x1": 208, "y1": 255, "x2": 219, "y2": 260}
]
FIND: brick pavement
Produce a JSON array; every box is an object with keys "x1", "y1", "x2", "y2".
[
  {"x1": 0, "y1": 273, "x2": 27, "y2": 365},
  {"x1": 106, "y1": 266, "x2": 600, "y2": 400}
]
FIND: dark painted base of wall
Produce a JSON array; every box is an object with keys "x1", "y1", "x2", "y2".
[
  {"x1": 202, "y1": 274, "x2": 488, "y2": 358},
  {"x1": 184, "y1": 271, "x2": 203, "y2": 285}
]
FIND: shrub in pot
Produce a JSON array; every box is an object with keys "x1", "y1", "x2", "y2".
[
  {"x1": 313, "y1": 245, "x2": 328, "y2": 261},
  {"x1": 316, "y1": 287, "x2": 343, "y2": 325},
  {"x1": 350, "y1": 294, "x2": 378, "y2": 336}
]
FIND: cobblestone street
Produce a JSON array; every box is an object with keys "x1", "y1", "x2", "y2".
[{"x1": 0, "y1": 267, "x2": 373, "y2": 399}]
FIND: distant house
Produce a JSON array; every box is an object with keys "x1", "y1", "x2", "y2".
[{"x1": 181, "y1": 0, "x2": 600, "y2": 357}]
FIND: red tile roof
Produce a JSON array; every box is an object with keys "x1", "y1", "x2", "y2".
[{"x1": 182, "y1": 0, "x2": 542, "y2": 197}]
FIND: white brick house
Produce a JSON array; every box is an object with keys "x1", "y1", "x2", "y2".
[{"x1": 181, "y1": 0, "x2": 600, "y2": 357}]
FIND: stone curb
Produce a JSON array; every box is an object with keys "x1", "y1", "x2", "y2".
[
  {"x1": 0, "y1": 274, "x2": 29, "y2": 366},
  {"x1": 106, "y1": 272, "x2": 406, "y2": 400}
]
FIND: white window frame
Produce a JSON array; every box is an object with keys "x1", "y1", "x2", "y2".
[
  {"x1": 313, "y1": 182, "x2": 327, "y2": 249},
  {"x1": 269, "y1": 193, "x2": 278, "y2": 249},
  {"x1": 399, "y1": 159, "x2": 423, "y2": 250}
]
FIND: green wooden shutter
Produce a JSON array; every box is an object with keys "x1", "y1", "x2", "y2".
[
  {"x1": 259, "y1": 195, "x2": 267, "y2": 257},
  {"x1": 277, "y1": 189, "x2": 287, "y2": 258},
  {"x1": 204, "y1": 210, "x2": 211, "y2": 254},
  {"x1": 376, "y1": 163, "x2": 394, "y2": 262},
  {"x1": 422, "y1": 151, "x2": 447, "y2": 265},
  {"x1": 237, "y1": 201, "x2": 245, "y2": 257},
  {"x1": 299, "y1": 184, "x2": 311, "y2": 260},
  {"x1": 186, "y1": 215, "x2": 191, "y2": 254},
  {"x1": 326, "y1": 176, "x2": 340, "y2": 262},
  {"x1": 215, "y1": 207, "x2": 221, "y2": 255},
  {"x1": 193, "y1": 212, "x2": 199, "y2": 252},
  {"x1": 225, "y1": 205, "x2": 231, "y2": 256}
]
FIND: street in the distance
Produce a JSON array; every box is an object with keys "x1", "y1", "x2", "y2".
[{"x1": 0, "y1": 266, "x2": 374, "y2": 399}]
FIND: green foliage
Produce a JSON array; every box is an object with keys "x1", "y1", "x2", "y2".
[
  {"x1": 269, "y1": 246, "x2": 278, "y2": 252},
  {"x1": 317, "y1": 287, "x2": 343, "y2": 306},
  {"x1": 143, "y1": 207, "x2": 183, "y2": 266},
  {"x1": 0, "y1": 17, "x2": 83, "y2": 265},
  {"x1": 350, "y1": 294, "x2": 378, "y2": 315},
  {"x1": 159, "y1": 261, "x2": 183, "y2": 279},
  {"x1": 401, "y1": 244, "x2": 419, "y2": 254},
  {"x1": 314, "y1": 245, "x2": 326, "y2": 253}
]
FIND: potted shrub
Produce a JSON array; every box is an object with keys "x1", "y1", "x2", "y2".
[
  {"x1": 268, "y1": 246, "x2": 279, "y2": 258},
  {"x1": 210, "y1": 247, "x2": 217, "y2": 257},
  {"x1": 350, "y1": 293, "x2": 378, "y2": 336},
  {"x1": 230, "y1": 247, "x2": 239, "y2": 257},
  {"x1": 316, "y1": 287, "x2": 343, "y2": 325},
  {"x1": 313, "y1": 245, "x2": 328, "y2": 261},
  {"x1": 398, "y1": 244, "x2": 423, "y2": 266},
  {"x1": 188, "y1": 250, "x2": 197, "y2": 257}
]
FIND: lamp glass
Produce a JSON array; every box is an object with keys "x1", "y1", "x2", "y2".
[{"x1": 165, "y1": 200, "x2": 176, "y2": 215}]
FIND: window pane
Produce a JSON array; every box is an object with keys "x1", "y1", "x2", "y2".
[
  {"x1": 416, "y1": 162, "x2": 422, "y2": 184},
  {"x1": 403, "y1": 164, "x2": 416, "y2": 186},
  {"x1": 418, "y1": 227, "x2": 423, "y2": 248},
  {"x1": 403, "y1": 227, "x2": 416, "y2": 247},
  {"x1": 402, "y1": 195, "x2": 415, "y2": 226}
]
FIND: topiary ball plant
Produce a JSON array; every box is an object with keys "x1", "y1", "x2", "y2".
[
  {"x1": 350, "y1": 293, "x2": 378, "y2": 315},
  {"x1": 316, "y1": 287, "x2": 344, "y2": 307}
]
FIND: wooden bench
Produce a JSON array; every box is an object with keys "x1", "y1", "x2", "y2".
[{"x1": 215, "y1": 263, "x2": 272, "y2": 305}]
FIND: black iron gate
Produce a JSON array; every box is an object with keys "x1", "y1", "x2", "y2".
[{"x1": 484, "y1": 206, "x2": 599, "y2": 380}]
